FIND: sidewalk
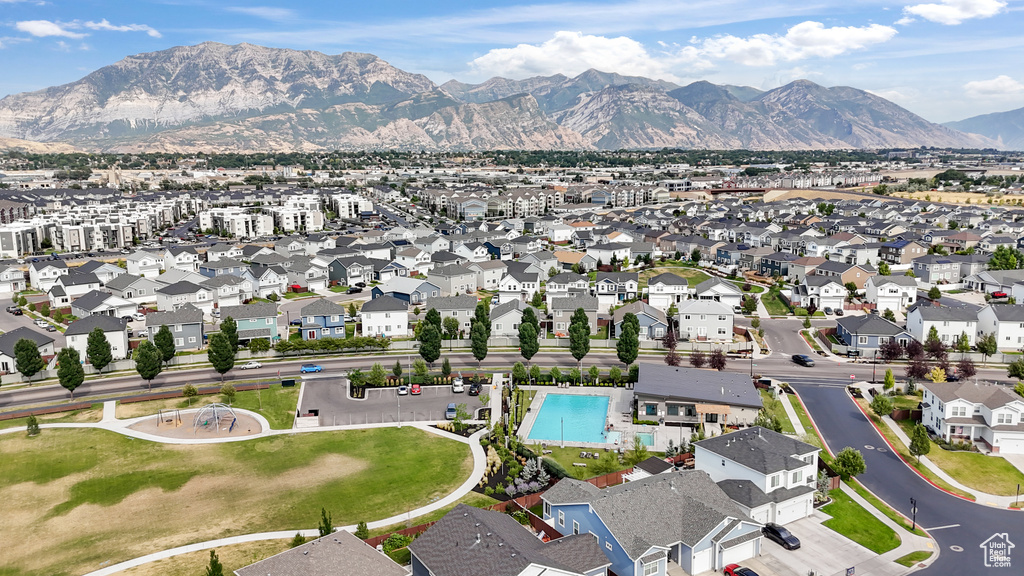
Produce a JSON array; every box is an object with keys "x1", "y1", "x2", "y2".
[
  {"x1": 839, "y1": 481, "x2": 938, "y2": 573},
  {"x1": 779, "y1": 392, "x2": 806, "y2": 436}
]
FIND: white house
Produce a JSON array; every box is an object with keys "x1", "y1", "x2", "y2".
[
  {"x1": 359, "y1": 295, "x2": 409, "y2": 338},
  {"x1": 155, "y1": 281, "x2": 214, "y2": 314},
  {"x1": 695, "y1": 427, "x2": 819, "y2": 525},
  {"x1": 29, "y1": 260, "x2": 68, "y2": 291},
  {"x1": 126, "y1": 251, "x2": 163, "y2": 278},
  {"x1": 678, "y1": 299, "x2": 734, "y2": 342},
  {"x1": 976, "y1": 305, "x2": 1024, "y2": 350},
  {"x1": 921, "y1": 381, "x2": 1024, "y2": 453},
  {"x1": 790, "y1": 276, "x2": 845, "y2": 311},
  {"x1": 693, "y1": 277, "x2": 743, "y2": 309},
  {"x1": 489, "y1": 299, "x2": 539, "y2": 337},
  {"x1": 647, "y1": 272, "x2": 690, "y2": 311},
  {"x1": 906, "y1": 305, "x2": 977, "y2": 347},
  {"x1": 0, "y1": 266, "x2": 25, "y2": 293},
  {"x1": 497, "y1": 270, "x2": 540, "y2": 304},
  {"x1": 865, "y1": 276, "x2": 918, "y2": 315},
  {"x1": 394, "y1": 247, "x2": 433, "y2": 276},
  {"x1": 467, "y1": 260, "x2": 506, "y2": 290},
  {"x1": 64, "y1": 315, "x2": 130, "y2": 361}
]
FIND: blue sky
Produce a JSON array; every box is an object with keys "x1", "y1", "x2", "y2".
[{"x1": 0, "y1": 0, "x2": 1022, "y2": 122}]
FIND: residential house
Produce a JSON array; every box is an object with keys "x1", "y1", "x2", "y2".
[
  {"x1": 758, "y1": 252, "x2": 800, "y2": 279},
  {"x1": 394, "y1": 247, "x2": 433, "y2": 276},
  {"x1": 811, "y1": 260, "x2": 876, "y2": 290},
  {"x1": 247, "y1": 265, "x2": 289, "y2": 299},
  {"x1": 70, "y1": 289, "x2": 137, "y2": 318},
  {"x1": 425, "y1": 295, "x2": 479, "y2": 336},
  {"x1": 976, "y1": 305, "x2": 1024, "y2": 350},
  {"x1": 646, "y1": 272, "x2": 690, "y2": 311},
  {"x1": 324, "y1": 255, "x2": 375, "y2": 287},
  {"x1": 907, "y1": 305, "x2": 978, "y2": 347},
  {"x1": 146, "y1": 304, "x2": 205, "y2": 351},
  {"x1": 75, "y1": 259, "x2": 125, "y2": 285},
  {"x1": 103, "y1": 273, "x2": 163, "y2": 306},
  {"x1": 65, "y1": 315, "x2": 130, "y2": 361},
  {"x1": 541, "y1": 469, "x2": 762, "y2": 576},
  {"x1": 497, "y1": 270, "x2": 541, "y2": 304},
  {"x1": 633, "y1": 364, "x2": 761, "y2": 429},
  {"x1": 29, "y1": 260, "x2": 67, "y2": 291},
  {"x1": 921, "y1": 381, "x2": 1024, "y2": 453},
  {"x1": 835, "y1": 315, "x2": 913, "y2": 354},
  {"x1": 427, "y1": 264, "x2": 478, "y2": 297},
  {"x1": 587, "y1": 243, "x2": 631, "y2": 267},
  {"x1": 545, "y1": 272, "x2": 591, "y2": 298},
  {"x1": 219, "y1": 302, "x2": 280, "y2": 343},
  {"x1": 49, "y1": 271, "x2": 102, "y2": 307},
  {"x1": 790, "y1": 276, "x2": 845, "y2": 311},
  {"x1": 467, "y1": 260, "x2": 507, "y2": 290},
  {"x1": 520, "y1": 250, "x2": 559, "y2": 275},
  {"x1": 205, "y1": 243, "x2": 244, "y2": 262},
  {"x1": 410, "y1": 503, "x2": 609, "y2": 576},
  {"x1": 786, "y1": 257, "x2": 826, "y2": 284},
  {"x1": 451, "y1": 241, "x2": 491, "y2": 264},
  {"x1": 879, "y1": 240, "x2": 928, "y2": 264},
  {"x1": 0, "y1": 327, "x2": 55, "y2": 374},
  {"x1": 236, "y1": 531, "x2": 406, "y2": 576},
  {"x1": 911, "y1": 255, "x2": 961, "y2": 284},
  {"x1": 695, "y1": 427, "x2": 820, "y2": 525},
  {"x1": 162, "y1": 246, "x2": 201, "y2": 272},
  {"x1": 677, "y1": 300, "x2": 734, "y2": 342},
  {"x1": 201, "y1": 275, "x2": 253, "y2": 309},
  {"x1": 964, "y1": 269, "x2": 1024, "y2": 295},
  {"x1": 553, "y1": 250, "x2": 598, "y2": 272},
  {"x1": 693, "y1": 277, "x2": 742, "y2": 309},
  {"x1": 199, "y1": 258, "x2": 248, "y2": 278},
  {"x1": 594, "y1": 272, "x2": 639, "y2": 310},
  {"x1": 865, "y1": 276, "x2": 918, "y2": 315},
  {"x1": 550, "y1": 294, "x2": 599, "y2": 336},
  {"x1": 359, "y1": 295, "x2": 409, "y2": 338},
  {"x1": 0, "y1": 266, "x2": 25, "y2": 293},
  {"x1": 612, "y1": 301, "x2": 668, "y2": 340},
  {"x1": 371, "y1": 277, "x2": 441, "y2": 305},
  {"x1": 125, "y1": 251, "x2": 163, "y2": 278},
  {"x1": 490, "y1": 299, "x2": 540, "y2": 337},
  {"x1": 155, "y1": 281, "x2": 214, "y2": 314},
  {"x1": 298, "y1": 298, "x2": 348, "y2": 340}
]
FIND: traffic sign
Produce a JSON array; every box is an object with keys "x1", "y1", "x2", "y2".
[{"x1": 850, "y1": 374, "x2": 856, "y2": 379}]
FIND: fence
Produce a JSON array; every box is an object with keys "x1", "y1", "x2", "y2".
[
  {"x1": 0, "y1": 402, "x2": 93, "y2": 422},
  {"x1": 817, "y1": 459, "x2": 842, "y2": 491},
  {"x1": 890, "y1": 408, "x2": 922, "y2": 421}
]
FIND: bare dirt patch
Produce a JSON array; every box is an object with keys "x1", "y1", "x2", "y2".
[
  {"x1": 115, "y1": 539, "x2": 292, "y2": 576},
  {"x1": 127, "y1": 409, "x2": 263, "y2": 439}
]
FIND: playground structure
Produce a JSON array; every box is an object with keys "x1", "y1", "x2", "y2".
[
  {"x1": 192, "y1": 403, "x2": 238, "y2": 436},
  {"x1": 156, "y1": 408, "x2": 182, "y2": 428}
]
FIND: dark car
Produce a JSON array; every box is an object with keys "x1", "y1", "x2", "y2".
[
  {"x1": 346, "y1": 287, "x2": 362, "y2": 294},
  {"x1": 468, "y1": 381, "x2": 481, "y2": 396},
  {"x1": 354, "y1": 282, "x2": 366, "y2": 288},
  {"x1": 762, "y1": 522, "x2": 800, "y2": 550},
  {"x1": 792, "y1": 354, "x2": 815, "y2": 367},
  {"x1": 834, "y1": 308, "x2": 844, "y2": 316},
  {"x1": 289, "y1": 318, "x2": 302, "y2": 326},
  {"x1": 823, "y1": 306, "x2": 833, "y2": 315},
  {"x1": 11, "y1": 309, "x2": 23, "y2": 316}
]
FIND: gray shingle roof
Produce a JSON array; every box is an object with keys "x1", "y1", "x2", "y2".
[
  {"x1": 361, "y1": 295, "x2": 408, "y2": 313},
  {"x1": 986, "y1": 304, "x2": 1024, "y2": 322},
  {"x1": 0, "y1": 326, "x2": 54, "y2": 357},
  {"x1": 648, "y1": 272, "x2": 689, "y2": 287},
  {"x1": 156, "y1": 281, "x2": 207, "y2": 296},
  {"x1": 551, "y1": 294, "x2": 598, "y2": 312},
  {"x1": 697, "y1": 426, "x2": 818, "y2": 475},
  {"x1": 716, "y1": 479, "x2": 816, "y2": 509},
  {"x1": 104, "y1": 273, "x2": 143, "y2": 291},
  {"x1": 146, "y1": 303, "x2": 204, "y2": 327},
  {"x1": 235, "y1": 531, "x2": 407, "y2": 576},
  {"x1": 425, "y1": 295, "x2": 479, "y2": 311},
  {"x1": 65, "y1": 314, "x2": 127, "y2": 336},
  {"x1": 70, "y1": 289, "x2": 116, "y2": 312},
  {"x1": 300, "y1": 298, "x2": 348, "y2": 317},
  {"x1": 635, "y1": 364, "x2": 762, "y2": 409},
  {"x1": 836, "y1": 314, "x2": 906, "y2": 337},
  {"x1": 220, "y1": 301, "x2": 278, "y2": 320}
]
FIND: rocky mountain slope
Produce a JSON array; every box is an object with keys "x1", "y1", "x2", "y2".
[
  {"x1": 0, "y1": 42, "x2": 999, "y2": 152},
  {"x1": 945, "y1": 107, "x2": 1024, "y2": 150}
]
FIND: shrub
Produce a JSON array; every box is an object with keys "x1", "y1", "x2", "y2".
[{"x1": 382, "y1": 533, "x2": 413, "y2": 554}]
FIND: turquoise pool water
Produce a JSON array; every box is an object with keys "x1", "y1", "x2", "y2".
[
  {"x1": 637, "y1": 432, "x2": 654, "y2": 446},
  {"x1": 527, "y1": 394, "x2": 610, "y2": 443}
]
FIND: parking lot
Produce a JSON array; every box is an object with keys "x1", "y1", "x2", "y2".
[{"x1": 298, "y1": 378, "x2": 488, "y2": 426}]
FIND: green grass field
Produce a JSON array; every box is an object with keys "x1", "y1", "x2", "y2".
[
  {"x1": 0, "y1": 426, "x2": 472, "y2": 576},
  {"x1": 759, "y1": 390, "x2": 795, "y2": 434},
  {"x1": 762, "y1": 292, "x2": 792, "y2": 316},
  {"x1": 895, "y1": 551, "x2": 933, "y2": 567},
  {"x1": 115, "y1": 384, "x2": 299, "y2": 429},
  {"x1": 638, "y1": 267, "x2": 710, "y2": 289},
  {"x1": 821, "y1": 489, "x2": 901, "y2": 554},
  {"x1": 0, "y1": 404, "x2": 104, "y2": 430}
]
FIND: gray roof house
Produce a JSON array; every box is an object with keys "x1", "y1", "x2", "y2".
[
  {"x1": 235, "y1": 530, "x2": 407, "y2": 576},
  {"x1": 634, "y1": 364, "x2": 762, "y2": 429},
  {"x1": 550, "y1": 294, "x2": 599, "y2": 336},
  {"x1": 424, "y1": 294, "x2": 479, "y2": 334},
  {"x1": 65, "y1": 315, "x2": 130, "y2": 361},
  {"x1": 146, "y1": 304, "x2": 205, "y2": 351},
  {"x1": 0, "y1": 326, "x2": 55, "y2": 374}
]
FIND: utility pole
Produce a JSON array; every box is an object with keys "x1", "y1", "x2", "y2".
[{"x1": 910, "y1": 497, "x2": 917, "y2": 531}]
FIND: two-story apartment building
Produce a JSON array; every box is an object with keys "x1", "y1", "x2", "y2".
[
  {"x1": 921, "y1": 381, "x2": 1024, "y2": 453},
  {"x1": 550, "y1": 294, "x2": 599, "y2": 336},
  {"x1": 677, "y1": 300, "x2": 734, "y2": 342},
  {"x1": 633, "y1": 364, "x2": 761, "y2": 431},
  {"x1": 790, "y1": 276, "x2": 845, "y2": 311},
  {"x1": 594, "y1": 272, "x2": 638, "y2": 310},
  {"x1": 975, "y1": 305, "x2": 1024, "y2": 350},
  {"x1": 695, "y1": 427, "x2": 819, "y2": 525},
  {"x1": 427, "y1": 264, "x2": 478, "y2": 297}
]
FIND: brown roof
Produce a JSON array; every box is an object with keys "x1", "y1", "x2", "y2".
[
  {"x1": 553, "y1": 251, "x2": 585, "y2": 264},
  {"x1": 791, "y1": 257, "x2": 827, "y2": 266}
]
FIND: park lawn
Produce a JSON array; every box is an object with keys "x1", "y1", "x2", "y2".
[
  {"x1": 535, "y1": 444, "x2": 629, "y2": 480},
  {"x1": 367, "y1": 491, "x2": 501, "y2": 538},
  {"x1": 116, "y1": 384, "x2": 299, "y2": 429},
  {"x1": 638, "y1": 267, "x2": 710, "y2": 289},
  {"x1": 762, "y1": 292, "x2": 791, "y2": 316},
  {"x1": 853, "y1": 399, "x2": 975, "y2": 500},
  {"x1": 821, "y1": 489, "x2": 901, "y2": 554},
  {"x1": 117, "y1": 539, "x2": 292, "y2": 576},
  {"x1": 895, "y1": 551, "x2": 933, "y2": 567},
  {"x1": 845, "y1": 479, "x2": 927, "y2": 536},
  {"x1": 590, "y1": 325, "x2": 609, "y2": 340},
  {"x1": 894, "y1": 419, "x2": 1024, "y2": 497},
  {"x1": 759, "y1": 390, "x2": 795, "y2": 434},
  {"x1": 0, "y1": 426, "x2": 472, "y2": 576},
  {"x1": 0, "y1": 403, "x2": 103, "y2": 430}
]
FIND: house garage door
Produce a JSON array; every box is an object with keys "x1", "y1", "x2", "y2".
[
  {"x1": 721, "y1": 538, "x2": 758, "y2": 566},
  {"x1": 692, "y1": 547, "x2": 713, "y2": 574},
  {"x1": 775, "y1": 495, "x2": 812, "y2": 524},
  {"x1": 997, "y1": 438, "x2": 1024, "y2": 454}
]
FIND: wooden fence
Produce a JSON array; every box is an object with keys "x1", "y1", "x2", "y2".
[{"x1": 0, "y1": 402, "x2": 93, "y2": 422}]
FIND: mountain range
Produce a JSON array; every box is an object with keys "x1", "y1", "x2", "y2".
[
  {"x1": 944, "y1": 107, "x2": 1024, "y2": 151},
  {"x1": 0, "y1": 42, "x2": 1005, "y2": 153}
]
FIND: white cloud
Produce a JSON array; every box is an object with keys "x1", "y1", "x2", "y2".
[
  {"x1": 83, "y1": 19, "x2": 162, "y2": 38},
  {"x1": 902, "y1": 0, "x2": 1005, "y2": 25},
  {"x1": 699, "y1": 21, "x2": 898, "y2": 66},
  {"x1": 470, "y1": 31, "x2": 678, "y2": 80},
  {"x1": 964, "y1": 75, "x2": 1024, "y2": 97},
  {"x1": 225, "y1": 6, "x2": 297, "y2": 20},
  {"x1": 15, "y1": 20, "x2": 87, "y2": 39}
]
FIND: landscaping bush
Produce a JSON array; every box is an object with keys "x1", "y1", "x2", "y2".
[
  {"x1": 382, "y1": 533, "x2": 413, "y2": 554},
  {"x1": 793, "y1": 307, "x2": 808, "y2": 317},
  {"x1": 541, "y1": 457, "x2": 570, "y2": 479},
  {"x1": 274, "y1": 335, "x2": 391, "y2": 354}
]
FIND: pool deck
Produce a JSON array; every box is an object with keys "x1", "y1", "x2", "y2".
[{"x1": 517, "y1": 386, "x2": 674, "y2": 451}]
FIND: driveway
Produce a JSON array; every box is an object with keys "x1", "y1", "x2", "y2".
[
  {"x1": 298, "y1": 377, "x2": 487, "y2": 426},
  {"x1": 757, "y1": 513, "x2": 878, "y2": 576}
]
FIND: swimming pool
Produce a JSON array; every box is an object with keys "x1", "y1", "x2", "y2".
[{"x1": 527, "y1": 394, "x2": 610, "y2": 444}]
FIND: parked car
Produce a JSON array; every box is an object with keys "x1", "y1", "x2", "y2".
[
  {"x1": 346, "y1": 287, "x2": 363, "y2": 294},
  {"x1": 300, "y1": 363, "x2": 322, "y2": 373},
  {"x1": 46, "y1": 325, "x2": 56, "y2": 332},
  {"x1": 289, "y1": 319, "x2": 302, "y2": 326},
  {"x1": 445, "y1": 402, "x2": 458, "y2": 420},
  {"x1": 993, "y1": 291, "x2": 1008, "y2": 299},
  {"x1": 354, "y1": 282, "x2": 366, "y2": 288},
  {"x1": 468, "y1": 382, "x2": 481, "y2": 396},
  {"x1": 792, "y1": 354, "x2": 815, "y2": 367},
  {"x1": 724, "y1": 565, "x2": 760, "y2": 576},
  {"x1": 823, "y1": 306, "x2": 833, "y2": 315},
  {"x1": 451, "y1": 377, "x2": 465, "y2": 393},
  {"x1": 132, "y1": 312, "x2": 146, "y2": 321},
  {"x1": 6, "y1": 306, "x2": 18, "y2": 313},
  {"x1": 11, "y1": 309, "x2": 22, "y2": 316},
  {"x1": 239, "y1": 361, "x2": 262, "y2": 370},
  {"x1": 834, "y1": 308, "x2": 844, "y2": 316},
  {"x1": 34, "y1": 319, "x2": 48, "y2": 328},
  {"x1": 137, "y1": 329, "x2": 148, "y2": 338},
  {"x1": 762, "y1": 523, "x2": 801, "y2": 550},
  {"x1": 397, "y1": 385, "x2": 409, "y2": 396},
  {"x1": 410, "y1": 383, "x2": 421, "y2": 395}
]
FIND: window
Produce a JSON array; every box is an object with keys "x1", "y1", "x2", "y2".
[
  {"x1": 646, "y1": 404, "x2": 657, "y2": 416},
  {"x1": 175, "y1": 324, "x2": 182, "y2": 332},
  {"x1": 175, "y1": 338, "x2": 183, "y2": 346},
  {"x1": 770, "y1": 474, "x2": 780, "y2": 488},
  {"x1": 558, "y1": 510, "x2": 564, "y2": 527},
  {"x1": 605, "y1": 542, "x2": 613, "y2": 551},
  {"x1": 858, "y1": 336, "x2": 868, "y2": 345},
  {"x1": 495, "y1": 323, "x2": 502, "y2": 331},
  {"x1": 718, "y1": 315, "x2": 727, "y2": 321},
  {"x1": 792, "y1": 470, "x2": 802, "y2": 484},
  {"x1": 265, "y1": 318, "x2": 273, "y2": 325},
  {"x1": 322, "y1": 328, "x2": 330, "y2": 335},
  {"x1": 572, "y1": 520, "x2": 579, "y2": 535},
  {"x1": 544, "y1": 502, "x2": 550, "y2": 517},
  {"x1": 667, "y1": 405, "x2": 679, "y2": 416},
  {"x1": 335, "y1": 327, "x2": 344, "y2": 334},
  {"x1": 997, "y1": 413, "x2": 1012, "y2": 425},
  {"x1": 643, "y1": 561, "x2": 658, "y2": 576},
  {"x1": 718, "y1": 328, "x2": 727, "y2": 335},
  {"x1": 331, "y1": 315, "x2": 339, "y2": 322}
]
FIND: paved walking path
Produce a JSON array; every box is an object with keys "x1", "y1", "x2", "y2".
[{"x1": 779, "y1": 392, "x2": 806, "y2": 436}]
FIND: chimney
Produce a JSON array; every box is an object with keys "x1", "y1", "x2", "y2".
[{"x1": 721, "y1": 386, "x2": 724, "y2": 395}]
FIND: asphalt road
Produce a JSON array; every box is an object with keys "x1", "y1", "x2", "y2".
[{"x1": 792, "y1": 378, "x2": 1024, "y2": 576}]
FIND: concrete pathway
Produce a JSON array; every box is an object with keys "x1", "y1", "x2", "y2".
[
  {"x1": 880, "y1": 414, "x2": 1020, "y2": 508},
  {"x1": 779, "y1": 392, "x2": 807, "y2": 436}
]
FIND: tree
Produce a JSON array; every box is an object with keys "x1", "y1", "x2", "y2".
[
  {"x1": 589, "y1": 365, "x2": 600, "y2": 383},
  {"x1": 513, "y1": 362, "x2": 528, "y2": 383},
  {"x1": 26, "y1": 414, "x2": 40, "y2": 437},
  {"x1": 690, "y1": 349, "x2": 707, "y2": 368},
  {"x1": 709, "y1": 348, "x2": 727, "y2": 371},
  {"x1": 802, "y1": 315, "x2": 811, "y2": 329},
  {"x1": 57, "y1": 348, "x2": 85, "y2": 400},
  {"x1": 665, "y1": 349, "x2": 682, "y2": 366},
  {"x1": 443, "y1": 316, "x2": 460, "y2": 349},
  {"x1": 623, "y1": 434, "x2": 650, "y2": 466},
  {"x1": 182, "y1": 383, "x2": 198, "y2": 406},
  {"x1": 354, "y1": 521, "x2": 369, "y2": 540},
  {"x1": 318, "y1": 507, "x2": 334, "y2": 538},
  {"x1": 661, "y1": 329, "x2": 677, "y2": 352},
  {"x1": 530, "y1": 290, "x2": 544, "y2": 307},
  {"x1": 518, "y1": 322, "x2": 539, "y2": 365},
  {"x1": 905, "y1": 359, "x2": 929, "y2": 380},
  {"x1": 957, "y1": 357, "x2": 977, "y2": 380},
  {"x1": 393, "y1": 359, "x2": 403, "y2": 378},
  {"x1": 220, "y1": 316, "x2": 238, "y2": 350},
  {"x1": 869, "y1": 393, "x2": 893, "y2": 420},
  {"x1": 928, "y1": 366, "x2": 947, "y2": 383},
  {"x1": 878, "y1": 261, "x2": 891, "y2": 276},
  {"x1": 550, "y1": 366, "x2": 562, "y2": 383},
  {"x1": 470, "y1": 321, "x2": 488, "y2": 368},
  {"x1": 548, "y1": 266, "x2": 558, "y2": 278},
  {"x1": 154, "y1": 325, "x2": 176, "y2": 365},
  {"x1": 418, "y1": 322, "x2": 441, "y2": 365},
  {"x1": 754, "y1": 408, "x2": 784, "y2": 433},
  {"x1": 204, "y1": 550, "x2": 224, "y2": 576},
  {"x1": 909, "y1": 423, "x2": 931, "y2": 462},
  {"x1": 955, "y1": 331, "x2": 971, "y2": 354},
  {"x1": 424, "y1": 308, "x2": 442, "y2": 332},
  {"x1": 905, "y1": 339, "x2": 925, "y2": 361},
  {"x1": 413, "y1": 359, "x2": 428, "y2": 381},
  {"x1": 368, "y1": 362, "x2": 387, "y2": 387},
  {"x1": 135, "y1": 340, "x2": 162, "y2": 389},
  {"x1": 1008, "y1": 358, "x2": 1024, "y2": 381},
  {"x1": 207, "y1": 332, "x2": 235, "y2": 382},
  {"x1": 690, "y1": 248, "x2": 701, "y2": 263},
  {"x1": 883, "y1": 368, "x2": 895, "y2": 392},
  {"x1": 882, "y1": 308, "x2": 896, "y2": 322},
  {"x1": 926, "y1": 338, "x2": 947, "y2": 361},
  {"x1": 14, "y1": 338, "x2": 44, "y2": 383},
  {"x1": 616, "y1": 323, "x2": 639, "y2": 366},
  {"x1": 86, "y1": 327, "x2": 113, "y2": 373},
  {"x1": 742, "y1": 295, "x2": 758, "y2": 315},
  {"x1": 473, "y1": 300, "x2": 491, "y2": 338},
  {"x1": 988, "y1": 245, "x2": 1023, "y2": 270},
  {"x1": 40, "y1": 303, "x2": 50, "y2": 317},
  {"x1": 832, "y1": 447, "x2": 866, "y2": 479},
  {"x1": 569, "y1": 307, "x2": 591, "y2": 370},
  {"x1": 976, "y1": 332, "x2": 997, "y2": 365},
  {"x1": 927, "y1": 286, "x2": 942, "y2": 300},
  {"x1": 441, "y1": 357, "x2": 451, "y2": 377},
  {"x1": 530, "y1": 364, "x2": 541, "y2": 382},
  {"x1": 220, "y1": 383, "x2": 236, "y2": 404},
  {"x1": 522, "y1": 306, "x2": 540, "y2": 334},
  {"x1": 348, "y1": 302, "x2": 358, "y2": 318},
  {"x1": 249, "y1": 338, "x2": 271, "y2": 354}
]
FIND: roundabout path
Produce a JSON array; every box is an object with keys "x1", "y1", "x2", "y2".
[{"x1": 3, "y1": 401, "x2": 487, "y2": 576}]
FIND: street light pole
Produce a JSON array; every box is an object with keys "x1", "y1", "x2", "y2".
[
  {"x1": 872, "y1": 351, "x2": 878, "y2": 383},
  {"x1": 910, "y1": 497, "x2": 917, "y2": 531}
]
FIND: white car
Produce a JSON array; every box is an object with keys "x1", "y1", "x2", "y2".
[
  {"x1": 132, "y1": 312, "x2": 146, "y2": 321},
  {"x1": 34, "y1": 319, "x2": 48, "y2": 328},
  {"x1": 451, "y1": 377, "x2": 465, "y2": 393},
  {"x1": 239, "y1": 361, "x2": 262, "y2": 370}
]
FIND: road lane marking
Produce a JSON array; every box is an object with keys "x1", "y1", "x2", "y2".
[{"x1": 923, "y1": 524, "x2": 960, "y2": 531}]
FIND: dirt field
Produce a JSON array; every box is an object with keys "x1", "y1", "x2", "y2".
[
  {"x1": 115, "y1": 539, "x2": 292, "y2": 576},
  {"x1": 127, "y1": 409, "x2": 263, "y2": 439},
  {"x1": 891, "y1": 190, "x2": 1024, "y2": 205}
]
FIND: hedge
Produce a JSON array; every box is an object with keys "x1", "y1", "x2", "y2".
[{"x1": 274, "y1": 335, "x2": 391, "y2": 353}]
